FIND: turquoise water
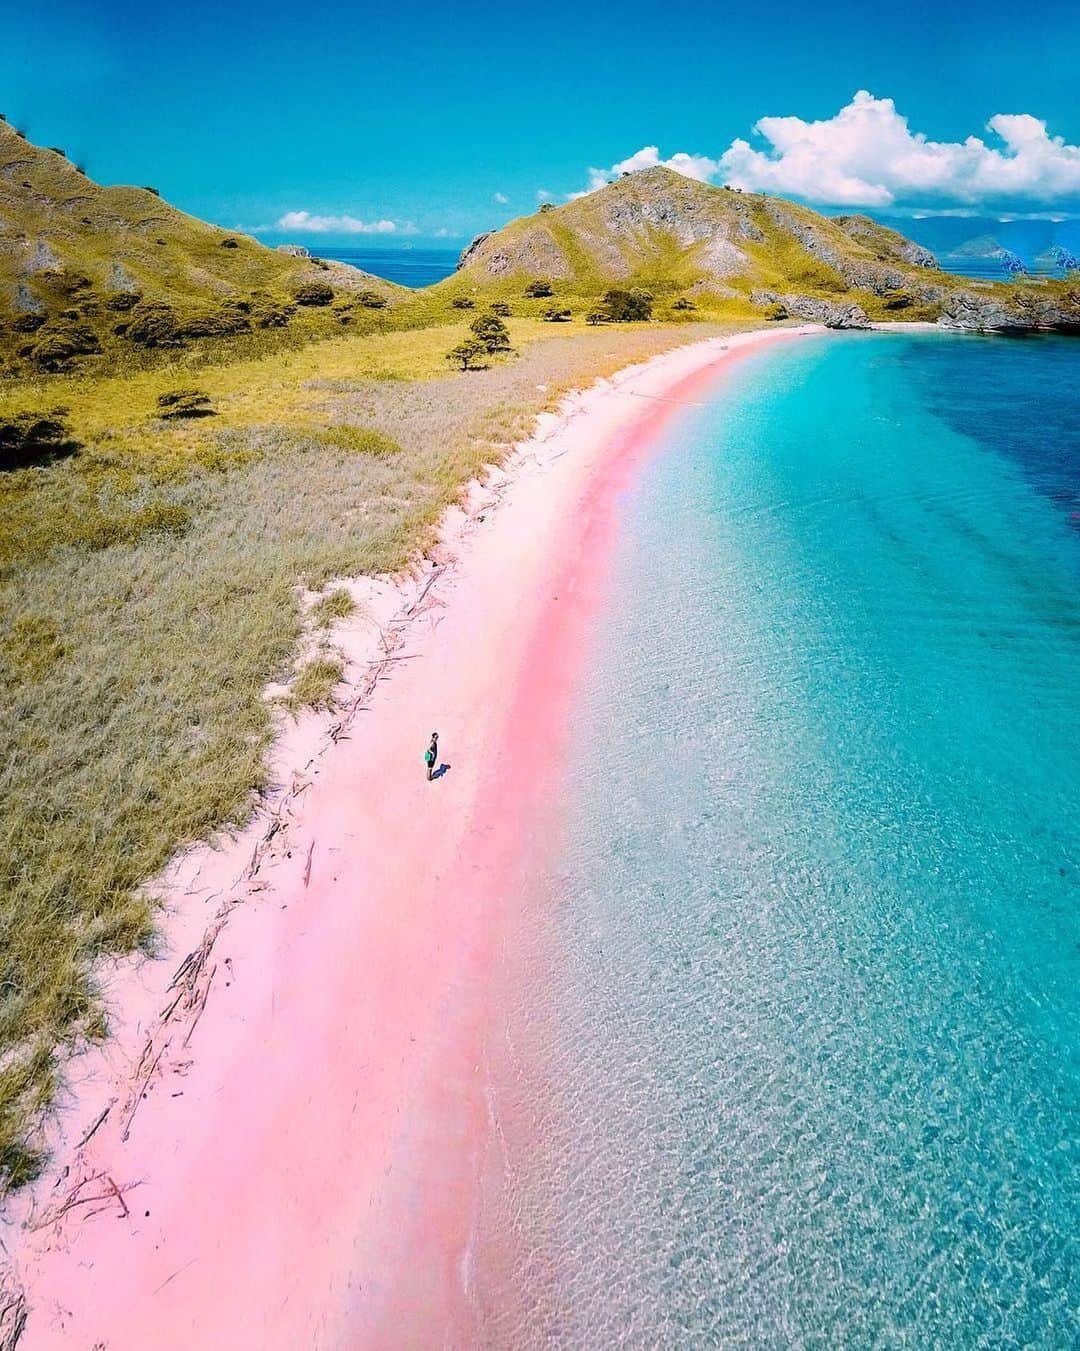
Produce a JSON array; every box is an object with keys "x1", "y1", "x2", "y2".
[{"x1": 483, "y1": 332, "x2": 1079, "y2": 1346}]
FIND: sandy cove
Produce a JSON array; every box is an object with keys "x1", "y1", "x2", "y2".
[{"x1": 4, "y1": 325, "x2": 821, "y2": 1349}]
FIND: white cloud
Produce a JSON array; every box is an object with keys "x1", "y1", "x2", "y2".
[
  {"x1": 493, "y1": 191, "x2": 509, "y2": 205},
  {"x1": 578, "y1": 92, "x2": 1080, "y2": 210},
  {"x1": 536, "y1": 188, "x2": 554, "y2": 202},
  {"x1": 272, "y1": 210, "x2": 404, "y2": 234}
]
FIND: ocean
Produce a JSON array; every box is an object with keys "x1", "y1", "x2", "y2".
[
  {"x1": 315, "y1": 246, "x2": 459, "y2": 287},
  {"x1": 478, "y1": 331, "x2": 1079, "y2": 1345}
]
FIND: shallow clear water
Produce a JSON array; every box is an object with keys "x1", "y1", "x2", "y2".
[{"x1": 484, "y1": 332, "x2": 1079, "y2": 1347}]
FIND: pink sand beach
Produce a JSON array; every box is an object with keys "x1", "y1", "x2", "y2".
[{"x1": 5, "y1": 326, "x2": 819, "y2": 1348}]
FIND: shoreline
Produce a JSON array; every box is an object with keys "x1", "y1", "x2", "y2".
[{"x1": 4, "y1": 323, "x2": 823, "y2": 1348}]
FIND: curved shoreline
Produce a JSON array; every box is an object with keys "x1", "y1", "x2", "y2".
[{"x1": 6, "y1": 324, "x2": 823, "y2": 1348}]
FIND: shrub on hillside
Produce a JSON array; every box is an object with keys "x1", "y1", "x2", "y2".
[
  {"x1": 248, "y1": 292, "x2": 296, "y2": 328},
  {"x1": 142, "y1": 186, "x2": 161, "y2": 196},
  {"x1": 490, "y1": 301, "x2": 511, "y2": 316},
  {"x1": 293, "y1": 281, "x2": 334, "y2": 307},
  {"x1": 450, "y1": 296, "x2": 476, "y2": 310},
  {"x1": 11, "y1": 312, "x2": 46, "y2": 333},
  {"x1": 585, "y1": 307, "x2": 608, "y2": 325},
  {"x1": 672, "y1": 297, "x2": 696, "y2": 311},
  {"x1": 39, "y1": 270, "x2": 92, "y2": 296},
  {"x1": 104, "y1": 289, "x2": 142, "y2": 312},
  {"x1": 125, "y1": 301, "x2": 181, "y2": 346},
  {"x1": 446, "y1": 338, "x2": 486, "y2": 371},
  {"x1": 30, "y1": 322, "x2": 100, "y2": 371},
  {"x1": 219, "y1": 237, "x2": 240, "y2": 248},
  {"x1": 764, "y1": 302, "x2": 788, "y2": 321},
  {"x1": 179, "y1": 303, "x2": 251, "y2": 338},
  {"x1": 470, "y1": 313, "x2": 511, "y2": 353},
  {"x1": 601, "y1": 288, "x2": 652, "y2": 321},
  {"x1": 156, "y1": 389, "x2": 215, "y2": 419},
  {"x1": 0, "y1": 411, "x2": 78, "y2": 470},
  {"x1": 542, "y1": 306, "x2": 572, "y2": 322},
  {"x1": 356, "y1": 289, "x2": 388, "y2": 309},
  {"x1": 524, "y1": 279, "x2": 554, "y2": 298}
]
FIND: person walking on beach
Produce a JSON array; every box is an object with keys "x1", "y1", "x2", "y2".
[{"x1": 424, "y1": 732, "x2": 439, "y2": 781}]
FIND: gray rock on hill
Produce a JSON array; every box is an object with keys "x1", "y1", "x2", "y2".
[
  {"x1": 457, "y1": 232, "x2": 492, "y2": 270},
  {"x1": 834, "y1": 214, "x2": 938, "y2": 270},
  {"x1": 937, "y1": 291, "x2": 1032, "y2": 333},
  {"x1": 752, "y1": 289, "x2": 871, "y2": 329}
]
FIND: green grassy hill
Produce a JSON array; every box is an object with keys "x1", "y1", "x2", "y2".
[
  {"x1": 0, "y1": 119, "x2": 404, "y2": 375},
  {"x1": 447, "y1": 167, "x2": 1080, "y2": 331}
]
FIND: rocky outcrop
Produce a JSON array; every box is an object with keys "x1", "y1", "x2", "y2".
[
  {"x1": 838, "y1": 259, "x2": 907, "y2": 295},
  {"x1": 752, "y1": 289, "x2": 871, "y2": 329},
  {"x1": 456, "y1": 232, "x2": 492, "y2": 270},
  {"x1": 456, "y1": 224, "x2": 572, "y2": 279},
  {"x1": 764, "y1": 203, "x2": 907, "y2": 295},
  {"x1": 834, "y1": 214, "x2": 938, "y2": 271},
  {"x1": 937, "y1": 291, "x2": 1031, "y2": 333},
  {"x1": 592, "y1": 173, "x2": 751, "y2": 279},
  {"x1": 107, "y1": 262, "x2": 139, "y2": 292},
  {"x1": 275, "y1": 244, "x2": 310, "y2": 258},
  {"x1": 898, "y1": 239, "x2": 938, "y2": 269},
  {"x1": 26, "y1": 239, "x2": 61, "y2": 274}
]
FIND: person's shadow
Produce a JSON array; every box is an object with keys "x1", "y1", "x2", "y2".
[{"x1": 432, "y1": 762, "x2": 451, "y2": 780}]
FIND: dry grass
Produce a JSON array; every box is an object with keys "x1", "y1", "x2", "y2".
[
  {"x1": 310, "y1": 588, "x2": 355, "y2": 628},
  {"x1": 289, "y1": 657, "x2": 345, "y2": 711},
  {"x1": 0, "y1": 314, "x2": 750, "y2": 1183}
]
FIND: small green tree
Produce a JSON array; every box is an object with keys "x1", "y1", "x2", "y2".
[
  {"x1": 602, "y1": 288, "x2": 652, "y2": 321},
  {"x1": 450, "y1": 296, "x2": 476, "y2": 310},
  {"x1": 671, "y1": 297, "x2": 696, "y2": 312},
  {"x1": 585, "y1": 307, "x2": 608, "y2": 325},
  {"x1": 447, "y1": 338, "x2": 486, "y2": 371},
  {"x1": 470, "y1": 313, "x2": 511, "y2": 353},
  {"x1": 490, "y1": 301, "x2": 512, "y2": 316},
  {"x1": 524, "y1": 279, "x2": 554, "y2": 298},
  {"x1": 542, "y1": 306, "x2": 572, "y2": 322}
]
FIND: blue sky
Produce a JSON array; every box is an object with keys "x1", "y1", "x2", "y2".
[{"x1": 4, "y1": 0, "x2": 1079, "y2": 244}]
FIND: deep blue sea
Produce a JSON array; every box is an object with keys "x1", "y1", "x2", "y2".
[
  {"x1": 315, "y1": 246, "x2": 458, "y2": 287},
  {"x1": 481, "y1": 332, "x2": 1079, "y2": 1346}
]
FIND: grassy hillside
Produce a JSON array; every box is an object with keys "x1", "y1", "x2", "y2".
[
  {"x1": 0, "y1": 118, "x2": 405, "y2": 377},
  {"x1": 448, "y1": 167, "x2": 1080, "y2": 329}
]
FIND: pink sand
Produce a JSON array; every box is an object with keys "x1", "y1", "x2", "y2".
[{"x1": 6, "y1": 326, "x2": 820, "y2": 1348}]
